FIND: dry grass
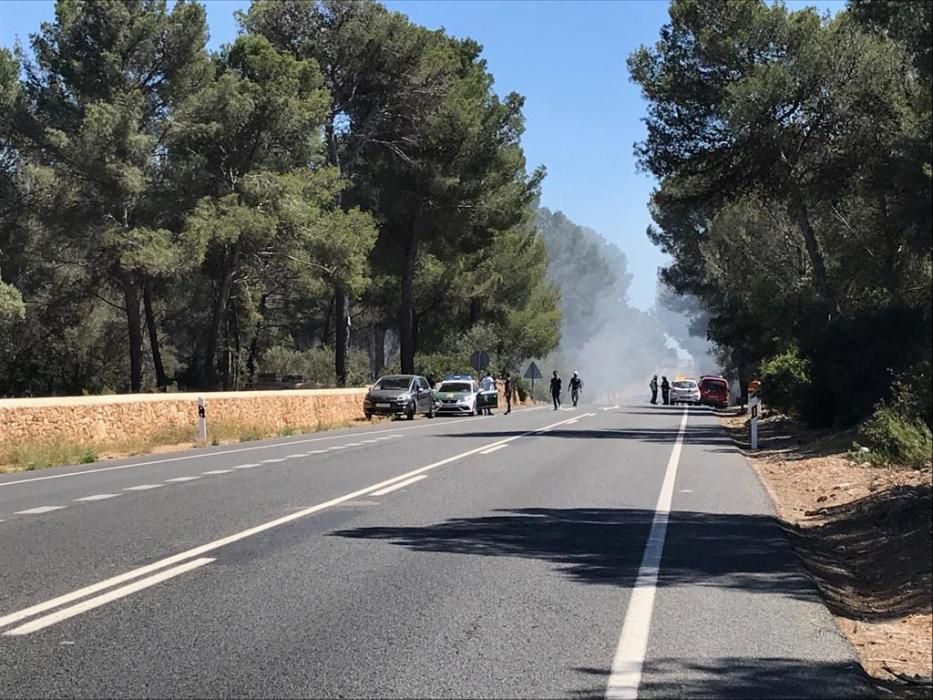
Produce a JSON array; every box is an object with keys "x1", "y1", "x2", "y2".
[{"x1": 0, "y1": 414, "x2": 383, "y2": 473}]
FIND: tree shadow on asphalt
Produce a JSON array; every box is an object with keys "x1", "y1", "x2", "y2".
[
  {"x1": 438, "y1": 426, "x2": 735, "y2": 447},
  {"x1": 568, "y1": 658, "x2": 879, "y2": 699},
  {"x1": 333, "y1": 507, "x2": 821, "y2": 600}
]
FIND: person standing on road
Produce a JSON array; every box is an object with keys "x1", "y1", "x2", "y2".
[
  {"x1": 650, "y1": 375, "x2": 658, "y2": 405},
  {"x1": 550, "y1": 370, "x2": 562, "y2": 410},
  {"x1": 480, "y1": 371, "x2": 496, "y2": 415},
  {"x1": 569, "y1": 371, "x2": 583, "y2": 407},
  {"x1": 661, "y1": 376, "x2": 670, "y2": 405},
  {"x1": 503, "y1": 375, "x2": 513, "y2": 415}
]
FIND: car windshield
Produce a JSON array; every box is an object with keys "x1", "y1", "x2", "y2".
[
  {"x1": 438, "y1": 382, "x2": 472, "y2": 393},
  {"x1": 373, "y1": 377, "x2": 411, "y2": 391},
  {"x1": 673, "y1": 381, "x2": 697, "y2": 389}
]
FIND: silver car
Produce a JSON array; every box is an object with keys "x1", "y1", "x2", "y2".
[
  {"x1": 670, "y1": 379, "x2": 701, "y2": 405},
  {"x1": 363, "y1": 375, "x2": 436, "y2": 420}
]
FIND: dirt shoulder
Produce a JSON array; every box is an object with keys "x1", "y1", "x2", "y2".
[{"x1": 721, "y1": 410, "x2": 932, "y2": 697}]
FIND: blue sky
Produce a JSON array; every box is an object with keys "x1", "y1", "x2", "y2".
[{"x1": 1, "y1": 0, "x2": 845, "y2": 310}]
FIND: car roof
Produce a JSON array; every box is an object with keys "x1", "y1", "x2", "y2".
[{"x1": 376, "y1": 374, "x2": 416, "y2": 381}]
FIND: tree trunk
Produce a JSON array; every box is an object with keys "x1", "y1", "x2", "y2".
[
  {"x1": 335, "y1": 284, "x2": 349, "y2": 387},
  {"x1": 399, "y1": 215, "x2": 421, "y2": 375},
  {"x1": 121, "y1": 272, "x2": 144, "y2": 393},
  {"x1": 246, "y1": 293, "x2": 268, "y2": 387},
  {"x1": 143, "y1": 280, "x2": 168, "y2": 389},
  {"x1": 372, "y1": 324, "x2": 386, "y2": 379},
  {"x1": 204, "y1": 244, "x2": 240, "y2": 388},
  {"x1": 787, "y1": 183, "x2": 838, "y2": 315}
]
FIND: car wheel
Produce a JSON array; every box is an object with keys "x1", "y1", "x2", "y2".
[
  {"x1": 364, "y1": 411, "x2": 372, "y2": 420},
  {"x1": 427, "y1": 404, "x2": 435, "y2": 419},
  {"x1": 406, "y1": 404, "x2": 415, "y2": 420}
]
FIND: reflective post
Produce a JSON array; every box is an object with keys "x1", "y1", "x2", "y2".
[{"x1": 197, "y1": 396, "x2": 207, "y2": 443}]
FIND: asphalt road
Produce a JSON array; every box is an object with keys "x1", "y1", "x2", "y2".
[{"x1": 0, "y1": 402, "x2": 872, "y2": 698}]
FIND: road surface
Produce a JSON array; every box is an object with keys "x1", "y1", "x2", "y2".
[{"x1": 0, "y1": 403, "x2": 871, "y2": 698}]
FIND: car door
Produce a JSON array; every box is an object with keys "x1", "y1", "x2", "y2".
[{"x1": 415, "y1": 377, "x2": 430, "y2": 412}]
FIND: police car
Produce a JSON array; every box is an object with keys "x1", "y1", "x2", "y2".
[{"x1": 433, "y1": 375, "x2": 495, "y2": 416}]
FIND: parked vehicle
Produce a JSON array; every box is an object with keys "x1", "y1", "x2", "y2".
[
  {"x1": 670, "y1": 379, "x2": 701, "y2": 405},
  {"x1": 433, "y1": 375, "x2": 497, "y2": 416},
  {"x1": 698, "y1": 375, "x2": 729, "y2": 408},
  {"x1": 364, "y1": 374, "x2": 435, "y2": 420}
]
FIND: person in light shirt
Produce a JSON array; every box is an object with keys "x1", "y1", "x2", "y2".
[{"x1": 480, "y1": 371, "x2": 496, "y2": 415}]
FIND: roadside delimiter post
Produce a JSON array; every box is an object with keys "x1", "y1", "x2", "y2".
[{"x1": 197, "y1": 396, "x2": 207, "y2": 443}]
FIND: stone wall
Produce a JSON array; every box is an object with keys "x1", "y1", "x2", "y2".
[
  {"x1": 0, "y1": 382, "x2": 534, "y2": 450},
  {"x1": 0, "y1": 388, "x2": 369, "y2": 448}
]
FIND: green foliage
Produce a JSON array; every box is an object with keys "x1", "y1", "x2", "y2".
[
  {"x1": 0, "y1": 280, "x2": 25, "y2": 322},
  {"x1": 630, "y1": 0, "x2": 932, "y2": 426},
  {"x1": 855, "y1": 405, "x2": 933, "y2": 467},
  {"x1": 759, "y1": 349, "x2": 811, "y2": 417}
]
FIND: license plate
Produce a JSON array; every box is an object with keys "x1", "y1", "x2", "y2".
[{"x1": 376, "y1": 403, "x2": 390, "y2": 408}]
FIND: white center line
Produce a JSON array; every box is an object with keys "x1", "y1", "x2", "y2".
[
  {"x1": 74, "y1": 494, "x2": 119, "y2": 502},
  {"x1": 14, "y1": 506, "x2": 66, "y2": 515},
  {"x1": 284, "y1": 454, "x2": 305, "y2": 459},
  {"x1": 124, "y1": 484, "x2": 163, "y2": 491},
  {"x1": 260, "y1": 458, "x2": 286, "y2": 464},
  {"x1": 165, "y1": 476, "x2": 201, "y2": 483},
  {"x1": 202, "y1": 469, "x2": 232, "y2": 475},
  {"x1": 232, "y1": 464, "x2": 260, "y2": 469},
  {"x1": 304, "y1": 450, "x2": 327, "y2": 455},
  {"x1": 605, "y1": 408, "x2": 689, "y2": 700},
  {"x1": 0, "y1": 412, "x2": 584, "y2": 635},
  {"x1": 344, "y1": 443, "x2": 363, "y2": 447},
  {"x1": 370, "y1": 475, "x2": 428, "y2": 496},
  {"x1": 329, "y1": 446, "x2": 349, "y2": 450},
  {"x1": 4, "y1": 558, "x2": 215, "y2": 636},
  {"x1": 479, "y1": 444, "x2": 508, "y2": 455}
]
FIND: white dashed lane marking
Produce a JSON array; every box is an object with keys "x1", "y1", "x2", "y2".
[
  {"x1": 74, "y1": 494, "x2": 119, "y2": 502},
  {"x1": 232, "y1": 464, "x2": 260, "y2": 469},
  {"x1": 261, "y1": 458, "x2": 286, "y2": 464},
  {"x1": 165, "y1": 476, "x2": 201, "y2": 483},
  {"x1": 14, "y1": 506, "x2": 66, "y2": 515},
  {"x1": 124, "y1": 484, "x2": 163, "y2": 491},
  {"x1": 202, "y1": 469, "x2": 232, "y2": 475}
]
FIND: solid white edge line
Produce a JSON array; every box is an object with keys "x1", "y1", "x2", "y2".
[
  {"x1": 605, "y1": 408, "x2": 689, "y2": 700},
  {"x1": 0, "y1": 411, "x2": 587, "y2": 632},
  {"x1": 370, "y1": 474, "x2": 428, "y2": 496},
  {"x1": 479, "y1": 444, "x2": 508, "y2": 455},
  {"x1": 3, "y1": 558, "x2": 215, "y2": 636},
  {"x1": 0, "y1": 414, "x2": 485, "y2": 489}
]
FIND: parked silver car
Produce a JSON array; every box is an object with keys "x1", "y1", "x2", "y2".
[{"x1": 363, "y1": 374, "x2": 435, "y2": 420}]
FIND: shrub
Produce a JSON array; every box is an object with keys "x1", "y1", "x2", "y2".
[
  {"x1": 856, "y1": 404, "x2": 933, "y2": 467},
  {"x1": 759, "y1": 348, "x2": 811, "y2": 417}
]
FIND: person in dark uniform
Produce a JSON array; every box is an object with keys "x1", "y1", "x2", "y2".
[
  {"x1": 550, "y1": 370, "x2": 562, "y2": 410},
  {"x1": 650, "y1": 375, "x2": 658, "y2": 404},
  {"x1": 661, "y1": 376, "x2": 671, "y2": 405},
  {"x1": 503, "y1": 375, "x2": 513, "y2": 415}
]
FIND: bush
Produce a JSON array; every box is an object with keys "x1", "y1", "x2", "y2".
[
  {"x1": 759, "y1": 348, "x2": 811, "y2": 417},
  {"x1": 856, "y1": 404, "x2": 933, "y2": 467}
]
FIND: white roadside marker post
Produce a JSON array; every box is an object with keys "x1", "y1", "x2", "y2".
[{"x1": 197, "y1": 396, "x2": 207, "y2": 444}]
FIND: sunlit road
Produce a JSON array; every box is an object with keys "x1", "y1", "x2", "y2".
[{"x1": 0, "y1": 403, "x2": 870, "y2": 698}]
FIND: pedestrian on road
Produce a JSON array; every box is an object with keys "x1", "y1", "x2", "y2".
[
  {"x1": 550, "y1": 370, "x2": 562, "y2": 410},
  {"x1": 480, "y1": 371, "x2": 496, "y2": 415},
  {"x1": 661, "y1": 376, "x2": 670, "y2": 405},
  {"x1": 569, "y1": 371, "x2": 583, "y2": 407},
  {"x1": 503, "y1": 376, "x2": 512, "y2": 415},
  {"x1": 650, "y1": 375, "x2": 658, "y2": 405}
]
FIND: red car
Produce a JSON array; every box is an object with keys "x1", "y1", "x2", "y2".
[{"x1": 699, "y1": 375, "x2": 729, "y2": 408}]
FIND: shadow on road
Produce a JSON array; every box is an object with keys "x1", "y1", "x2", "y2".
[
  {"x1": 569, "y1": 657, "x2": 875, "y2": 699},
  {"x1": 334, "y1": 507, "x2": 820, "y2": 600},
  {"x1": 438, "y1": 426, "x2": 735, "y2": 447}
]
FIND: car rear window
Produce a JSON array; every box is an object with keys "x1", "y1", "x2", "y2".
[
  {"x1": 700, "y1": 379, "x2": 728, "y2": 391},
  {"x1": 438, "y1": 382, "x2": 472, "y2": 393},
  {"x1": 673, "y1": 381, "x2": 697, "y2": 389},
  {"x1": 373, "y1": 377, "x2": 411, "y2": 390}
]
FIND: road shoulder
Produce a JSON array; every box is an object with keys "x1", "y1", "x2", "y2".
[{"x1": 721, "y1": 411, "x2": 933, "y2": 698}]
